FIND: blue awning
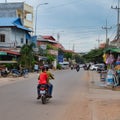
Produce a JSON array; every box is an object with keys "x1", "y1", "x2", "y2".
[{"x1": 26, "y1": 33, "x2": 31, "y2": 40}]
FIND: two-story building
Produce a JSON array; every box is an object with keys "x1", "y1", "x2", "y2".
[
  {"x1": 0, "y1": 17, "x2": 32, "y2": 63},
  {"x1": 0, "y1": 2, "x2": 33, "y2": 31},
  {"x1": 0, "y1": 17, "x2": 32, "y2": 48}
]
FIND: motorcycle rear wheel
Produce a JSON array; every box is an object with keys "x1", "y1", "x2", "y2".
[{"x1": 41, "y1": 95, "x2": 46, "y2": 104}]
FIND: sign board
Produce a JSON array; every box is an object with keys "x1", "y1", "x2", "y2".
[
  {"x1": 0, "y1": 51, "x2": 7, "y2": 55},
  {"x1": 58, "y1": 54, "x2": 63, "y2": 62}
]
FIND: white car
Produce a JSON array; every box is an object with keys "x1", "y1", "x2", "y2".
[
  {"x1": 90, "y1": 64, "x2": 99, "y2": 71},
  {"x1": 59, "y1": 62, "x2": 69, "y2": 69}
]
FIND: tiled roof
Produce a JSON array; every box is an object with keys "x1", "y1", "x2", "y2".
[
  {"x1": 63, "y1": 49, "x2": 75, "y2": 53},
  {"x1": 42, "y1": 36, "x2": 56, "y2": 41}
]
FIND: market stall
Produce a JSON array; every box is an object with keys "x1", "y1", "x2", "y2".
[{"x1": 100, "y1": 47, "x2": 120, "y2": 87}]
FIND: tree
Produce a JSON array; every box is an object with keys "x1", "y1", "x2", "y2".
[
  {"x1": 74, "y1": 54, "x2": 84, "y2": 63},
  {"x1": 18, "y1": 43, "x2": 35, "y2": 70},
  {"x1": 64, "y1": 52, "x2": 72, "y2": 61},
  {"x1": 82, "y1": 48, "x2": 104, "y2": 63}
]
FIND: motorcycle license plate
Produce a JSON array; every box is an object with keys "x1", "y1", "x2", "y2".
[{"x1": 40, "y1": 90, "x2": 45, "y2": 94}]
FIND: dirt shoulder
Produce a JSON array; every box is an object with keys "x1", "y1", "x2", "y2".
[{"x1": 88, "y1": 70, "x2": 120, "y2": 120}]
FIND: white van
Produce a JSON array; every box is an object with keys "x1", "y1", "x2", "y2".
[{"x1": 59, "y1": 62, "x2": 69, "y2": 69}]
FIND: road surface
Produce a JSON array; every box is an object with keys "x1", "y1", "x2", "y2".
[{"x1": 0, "y1": 69, "x2": 120, "y2": 120}]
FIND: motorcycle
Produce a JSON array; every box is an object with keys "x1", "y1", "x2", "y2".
[
  {"x1": 76, "y1": 65, "x2": 80, "y2": 72},
  {"x1": 1, "y1": 70, "x2": 10, "y2": 77},
  {"x1": 39, "y1": 84, "x2": 51, "y2": 104},
  {"x1": 11, "y1": 69, "x2": 29, "y2": 78}
]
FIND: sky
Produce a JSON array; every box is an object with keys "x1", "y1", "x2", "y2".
[{"x1": 0, "y1": 0, "x2": 119, "y2": 52}]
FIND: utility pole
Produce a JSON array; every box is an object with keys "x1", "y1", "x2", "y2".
[
  {"x1": 111, "y1": 0, "x2": 120, "y2": 42},
  {"x1": 102, "y1": 19, "x2": 112, "y2": 47}
]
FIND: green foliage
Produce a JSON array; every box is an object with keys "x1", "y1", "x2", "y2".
[
  {"x1": 38, "y1": 48, "x2": 47, "y2": 56},
  {"x1": 64, "y1": 52, "x2": 72, "y2": 61},
  {"x1": 82, "y1": 48, "x2": 104, "y2": 63},
  {"x1": 18, "y1": 43, "x2": 36, "y2": 69},
  {"x1": 57, "y1": 64, "x2": 62, "y2": 70},
  {"x1": 58, "y1": 48, "x2": 64, "y2": 55},
  {"x1": 46, "y1": 54, "x2": 55, "y2": 64},
  {"x1": 74, "y1": 54, "x2": 84, "y2": 63},
  {"x1": 47, "y1": 44, "x2": 57, "y2": 50}
]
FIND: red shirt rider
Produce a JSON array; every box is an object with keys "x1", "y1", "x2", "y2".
[{"x1": 38, "y1": 68, "x2": 48, "y2": 84}]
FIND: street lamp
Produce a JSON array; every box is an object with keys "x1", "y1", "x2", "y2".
[
  {"x1": 57, "y1": 31, "x2": 64, "y2": 42},
  {"x1": 34, "y1": 3, "x2": 48, "y2": 35}
]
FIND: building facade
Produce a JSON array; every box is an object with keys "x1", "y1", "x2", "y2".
[
  {"x1": 0, "y1": 2, "x2": 33, "y2": 30},
  {"x1": 0, "y1": 18, "x2": 32, "y2": 49}
]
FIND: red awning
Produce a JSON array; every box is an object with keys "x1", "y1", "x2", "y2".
[
  {"x1": 0, "y1": 50, "x2": 20, "y2": 56},
  {"x1": 6, "y1": 51, "x2": 20, "y2": 55}
]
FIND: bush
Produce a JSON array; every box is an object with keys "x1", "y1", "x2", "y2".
[{"x1": 57, "y1": 64, "x2": 62, "y2": 70}]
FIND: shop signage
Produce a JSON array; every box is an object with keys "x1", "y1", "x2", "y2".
[{"x1": 0, "y1": 51, "x2": 7, "y2": 55}]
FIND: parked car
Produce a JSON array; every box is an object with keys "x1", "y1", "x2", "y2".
[
  {"x1": 90, "y1": 64, "x2": 98, "y2": 71},
  {"x1": 90, "y1": 63, "x2": 105, "y2": 71},
  {"x1": 59, "y1": 62, "x2": 69, "y2": 69},
  {"x1": 96, "y1": 63, "x2": 105, "y2": 72}
]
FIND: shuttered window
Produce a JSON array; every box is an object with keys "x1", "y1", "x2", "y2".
[{"x1": 0, "y1": 34, "x2": 5, "y2": 42}]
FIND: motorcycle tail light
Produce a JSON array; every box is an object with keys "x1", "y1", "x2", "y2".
[{"x1": 40, "y1": 87, "x2": 45, "y2": 90}]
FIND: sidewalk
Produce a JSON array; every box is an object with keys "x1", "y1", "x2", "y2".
[
  {"x1": 0, "y1": 72, "x2": 38, "y2": 86},
  {"x1": 89, "y1": 70, "x2": 120, "y2": 91}
]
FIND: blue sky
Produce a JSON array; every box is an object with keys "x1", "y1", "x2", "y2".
[{"x1": 1, "y1": 0, "x2": 119, "y2": 52}]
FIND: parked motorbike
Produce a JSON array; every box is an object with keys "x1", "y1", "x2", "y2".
[
  {"x1": 39, "y1": 84, "x2": 51, "y2": 104},
  {"x1": 1, "y1": 70, "x2": 10, "y2": 77},
  {"x1": 76, "y1": 67, "x2": 80, "y2": 72},
  {"x1": 76, "y1": 65, "x2": 80, "y2": 72},
  {"x1": 11, "y1": 69, "x2": 29, "y2": 77}
]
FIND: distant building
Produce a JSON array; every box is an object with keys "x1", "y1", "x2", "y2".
[
  {"x1": 110, "y1": 39, "x2": 120, "y2": 47},
  {"x1": 99, "y1": 43, "x2": 106, "y2": 49},
  {"x1": 37, "y1": 35, "x2": 65, "y2": 53},
  {"x1": 0, "y1": 2, "x2": 33, "y2": 30}
]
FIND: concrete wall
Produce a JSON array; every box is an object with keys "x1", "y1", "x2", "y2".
[
  {"x1": 0, "y1": 2, "x2": 33, "y2": 30},
  {"x1": 0, "y1": 3, "x2": 23, "y2": 17},
  {"x1": 0, "y1": 27, "x2": 26, "y2": 48}
]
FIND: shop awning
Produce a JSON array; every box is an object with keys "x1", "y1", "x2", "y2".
[
  {"x1": 104, "y1": 47, "x2": 120, "y2": 53},
  {"x1": 0, "y1": 51, "x2": 7, "y2": 55}
]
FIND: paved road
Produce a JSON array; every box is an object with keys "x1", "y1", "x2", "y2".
[{"x1": 0, "y1": 69, "x2": 89, "y2": 120}]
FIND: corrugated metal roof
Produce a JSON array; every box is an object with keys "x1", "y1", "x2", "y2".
[
  {"x1": 0, "y1": 17, "x2": 17, "y2": 26},
  {"x1": 0, "y1": 17, "x2": 32, "y2": 32}
]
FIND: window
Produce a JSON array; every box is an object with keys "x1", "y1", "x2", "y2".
[
  {"x1": 0, "y1": 34, "x2": 5, "y2": 42},
  {"x1": 18, "y1": 14, "x2": 21, "y2": 18},
  {"x1": 21, "y1": 38, "x2": 24, "y2": 44}
]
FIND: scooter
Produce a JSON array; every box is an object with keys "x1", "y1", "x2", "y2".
[
  {"x1": 1, "y1": 70, "x2": 10, "y2": 77},
  {"x1": 11, "y1": 69, "x2": 29, "y2": 77}
]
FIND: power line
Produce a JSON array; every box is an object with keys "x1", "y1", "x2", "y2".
[
  {"x1": 47, "y1": 0, "x2": 84, "y2": 10},
  {"x1": 102, "y1": 19, "x2": 112, "y2": 46},
  {"x1": 111, "y1": 0, "x2": 120, "y2": 41}
]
